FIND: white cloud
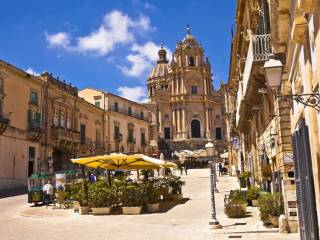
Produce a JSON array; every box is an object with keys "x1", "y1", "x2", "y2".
[
  {"x1": 46, "y1": 10, "x2": 152, "y2": 55},
  {"x1": 46, "y1": 32, "x2": 70, "y2": 48},
  {"x1": 119, "y1": 41, "x2": 171, "y2": 78},
  {"x1": 26, "y1": 67, "x2": 40, "y2": 76},
  {"x1": 117, "y1": 86, "x2": 147, "y2": 102}
]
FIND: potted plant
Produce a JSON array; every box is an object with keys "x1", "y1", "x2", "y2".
[
  {"x1": 225, "y1": 200, "x2": 247, "y2": 218},
  {"x1": 239, "y1": 171, "x2": 251, "y2": 188},
  {"x1": 247, "y1": 186, "x2": 261, "y2": 207},
  {"x1": 168, "y1": 176, "x2": 185, "y2": 201},
  {"x1": 143, "y1": 181, "x2": 160, "y2": 213},
  {"x1": 55, "y1": 185, "x2": 65, "y2": 207},
  {"x1": 88, "y1": 181, "x2": 116, "y2": 215},
  {"x1": 261, "y1": 165, "x2": 272, "y2": 180},
  {"x1": 71, "y1": 181, "x2": 89, "y2": 215},
  {"x1": 120, "y1": 184, "x2": 144, "y2": 215},
  {"x1": 258, "y1": 192, "x2": 284, "y2": 227},
  {"x1": 154, "y1": 177, "x2": 170, "y2": 200}
]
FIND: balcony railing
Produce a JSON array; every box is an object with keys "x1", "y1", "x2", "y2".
[
  {"x1": 251, "y1": 34, "x2": 272, "y2": 62},
  {"x1": 0, "y1": 112, "x2": 10, "y2": 124},
  {"x1": 28, "y1": 121, "x2": 44, "y2": 132},
  {"x1": 108, "y1": 105, "x2": 148, "y2": 121},
  {"x1": 51, "y1": 126, "x2": 80, "y2": 142}
]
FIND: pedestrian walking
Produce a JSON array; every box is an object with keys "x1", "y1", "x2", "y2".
[
  {"x1": 43, "y1": 181, "x2": 53, "y2": 207},
  {"x1": 184, "y1": 163, "x2": 188, "y2": 175},
  {"x1": 218, "y1": 163, "x2": 223, "y2": 176}
]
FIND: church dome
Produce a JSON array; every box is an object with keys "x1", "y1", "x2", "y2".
[{"x1": 148, "y1": 45, "x2": 170, "y2": 79}]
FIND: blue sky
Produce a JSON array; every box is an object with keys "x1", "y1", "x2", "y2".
[{"x1": 0, "y1": 0, "x2": 235, "y2": 102}]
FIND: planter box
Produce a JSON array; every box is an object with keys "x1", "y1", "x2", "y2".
[
  {"x1": 91, "y1": 207, "x2": 111, "y2": 215},
  {"x1": 271, "y1": 216, "x2": 279, "y2": 228},
  {"x1": 171, "y1": 193, "x2": 183, "y2": 201},
  {"x1": 122, "y1": 206, "x2": 142, "y2": 215},
  {"x1": 252, "y1": 199, "x2": 259, "y2": 207},
  {"x1": 146, "y1": 203, "x2": 160, "y2": 213},
  {"x1": 79, "y1": 206, "x2": 89, "y2": 215}
]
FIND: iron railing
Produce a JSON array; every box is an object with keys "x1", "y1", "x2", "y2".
[
  {"x1": 108, "y1": 105, "x2": 148, "y2": 121},
  {"x1": 252, "y1": 34, "x2": 272, "y2": 61}
]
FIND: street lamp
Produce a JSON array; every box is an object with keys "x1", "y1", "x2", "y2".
[
  {"x1": 205, "y1": 140, "x2": 222, "y2": 229},
  {"x1": 263, "y1": 58, "x2": 320, "y2": 112}
]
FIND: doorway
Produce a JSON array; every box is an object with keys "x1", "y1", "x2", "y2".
[
  {"x1": 164, "y1": 127, "x2": 171, "y2": 140},
  {"x1": 191, "y1": 119, "x2": 201, "y2": 138}
]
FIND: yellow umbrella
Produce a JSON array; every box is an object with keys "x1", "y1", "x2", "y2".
[{"x1": 70, "y1": 153, "x2": 177, "y2": 170}]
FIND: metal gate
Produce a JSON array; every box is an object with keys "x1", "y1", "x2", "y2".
[{"x1": 292, "y1": 120, "x2": 319, "y2": 240}]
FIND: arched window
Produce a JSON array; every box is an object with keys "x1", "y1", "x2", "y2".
[{"x1": 189, "y1": 56, "x2": 195, "y2": 66}]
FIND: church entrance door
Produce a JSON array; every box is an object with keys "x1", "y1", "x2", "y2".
[{"x1": 191, "y1": 119, "x2": 201, "y2": 138}]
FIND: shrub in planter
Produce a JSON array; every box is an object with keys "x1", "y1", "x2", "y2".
[
  {"x1": 247, "y1": 186, "x2": 261, "y2": 207},
  {"x1": 143, "y1": 181, "x2": 160, "y2": 213},
  {"x1": 154, "y1": 178, "x2": 170, "y2": 200},
  {"x1": 70, "y1": 181, "x2": 89, "y2": 214},
  {"x1": 88, "y1": 181, "x2": 116, "y2": 215},
  {"x1": 261, "y1": 165, "x2": 272, "y2": 180},
  {"x1": 225, "y1": 200, "x2": 247, "y2": 218},
  {"x1": 230, "y1": 190, "x2": 247, "y2": 205},
  {"x1": 258, "y1": 192, "x2": 284, "y2": 226},
  {"x1": 120, "y1": 184, "x2": 144, "y2": 215},
  {"x1": 168, "y1": 176, "x2": 185, "y2": 197}
]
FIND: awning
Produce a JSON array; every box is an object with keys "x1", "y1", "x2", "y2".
[
  {"x1": 70, "y1": 153, "x2": 177, "y2": 170},
  {"x1": 220, "y1": 152, "x2": 229, "y2": 159}
]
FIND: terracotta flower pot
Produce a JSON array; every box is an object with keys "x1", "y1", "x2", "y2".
[
  {"x1": 252, "y1": 199, "x2": 259, "y2": 207},
  {"x1": 146, "y1": 203, "x2": 160, "y2": 213},
  {"x1": 79, "y1": 206, "x2": 89, "y2": 215},
  {"x1": 171, "y1": 193, "x2": 183, "y2": 201},
  {"x1": 122, "y1": 206, "x2": 142, "y2": 215},
  {"x1": 91, "y1": 207, "x2": 111, "y2": 215},
  {"x1": 271, "y1": 216, "x2": 279, "y2": 227}
]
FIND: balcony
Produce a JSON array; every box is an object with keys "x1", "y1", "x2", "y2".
[
  {"x1": 28, "y1": 121, "x2": 44, "y2": 142},
  {"x1": 51, "y1": 126, "x2": 80, "y2": 143},
  {"x1": 236, "y1": 34, "x2": 271, "y2": 131},
  {"x1": 108, "y1": 105, "x2": 148, "y2": 121},
  {"x1": 80, "y1": 137, "x2": 93, "y2": 153},
  {"x1": 0, "y1": 112, "x2": 10, "y2": 135}
]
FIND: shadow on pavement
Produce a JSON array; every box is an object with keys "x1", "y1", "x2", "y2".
[{"x1": 0, "y1": 187, "x2": 27, "y2": 199}]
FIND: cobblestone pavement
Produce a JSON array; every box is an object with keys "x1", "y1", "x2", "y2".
[{"x1": 0, "y1": 169, "x2": 299, "y2": 240}]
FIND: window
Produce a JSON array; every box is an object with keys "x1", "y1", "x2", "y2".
[
  {"x1": 140, "y1": 111, "x2": 144, "y2": 120},
  {"x1": 30, "y1": 91, "x2": 38, "y2": 105},
  {"x1": 114, "y1": 102, "x2": 118, "y2": 112},
  {"x1": 96, "y1": 129, "x2": 101, "y2": 145},
  {"x1": 29, "y1": 147, "x2": 36, "y2": 161},
  {"x1": 215, "y1": 127, "x2": 222, "y2": 140},
  {"x1": 141, "y1": 132, "x2": 146, "y2": 146},
  {"x1": 191, "y1": 86, "x2": 198, "y2": 94},
  {"x1": 164, "y1": 114, "x2": 169, "y2": 119},
  {"x1": 0, "y1": 79, "x2": 3, "y2": 92},
  {"x1": 128, "y1": 128, "x2": 134, "y2": 143},
  {"x1": 60, "y1": 112, "x2": 65, "y2": 128},
  {"x1": 66, "y1": 115, "x2": 71, "y2": 129},
  {"x1": 53, "y1": 111, "x2": 59, "y2": 126},
  {"x1": 80, "y1": 124, "x2": 86, "y2": 144},
  {"x1": 28, "y1": 109, "x2": 41, "y2": 125},
  {"x1": 216, "y1": 115, "x2": 221, "y2": 120},
  {"x1": 189, "y1": 56, "x2": 195, "y2": 66},
  {"x1": 95, "y1": 101, "x2": 100, "y2": 107},
  {"x1": 128, "y1": 107, "x2": 132, "y2": 116},
  {"x1": 165, "y1": 85, "x2": 168, "y2": 90},
  {"x1": 114, "y1": 125, "x2": 120, "y2": 140}
]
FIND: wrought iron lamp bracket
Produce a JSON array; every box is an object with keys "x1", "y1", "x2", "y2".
[{"x1": 276, "y1": 93, "x2": 320, "y2": 112}]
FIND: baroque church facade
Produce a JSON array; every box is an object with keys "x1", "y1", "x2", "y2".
[{"x1": 146, "y1": 28, "x2": 224, "y2": 154}]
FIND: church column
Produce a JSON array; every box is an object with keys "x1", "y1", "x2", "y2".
[
  {"x1": 205, "y1": 108, "x2": 210, "y2": 138},
  {"x1": 185, "y1": 55, "x2": 188, "y2": 67},
  {"x1": 172, "y1": 108, "x2": 176, "y2": 138},
  {"x1": 158, "y1": 108, "x2": 162, "y2": 134},
  {"x1": 181, "y1": 76, "x2": 185, "y2": 95},
  {"x1": 171, "y1": 77, "x2": 175, "y2": 96},
  {"x1": 204, "y1": 78, "x2": 207, "y2": 95},
  {"x1": 177, "y1": 108, "x2": 181, "y2": 139},
  {"x1": 196, "y1": 55, "x2": 199, "y2": 67},
  {"x1": 182, "y1": 108, "x2": 186, "y2": 139}
]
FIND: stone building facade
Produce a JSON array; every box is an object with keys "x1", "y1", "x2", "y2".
[
  {"x1": 0, "y1": 61, "x2": 105, "y2": 191},
  {"x1": 147, "y1": 29, "x2": 224, "y2": 155},
  {"x1": 224, "y1": 0, "x2": 320, "y2": 236},
  {"x1": 79, "y1": 88, "x2": 149, "y2": 154}
]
